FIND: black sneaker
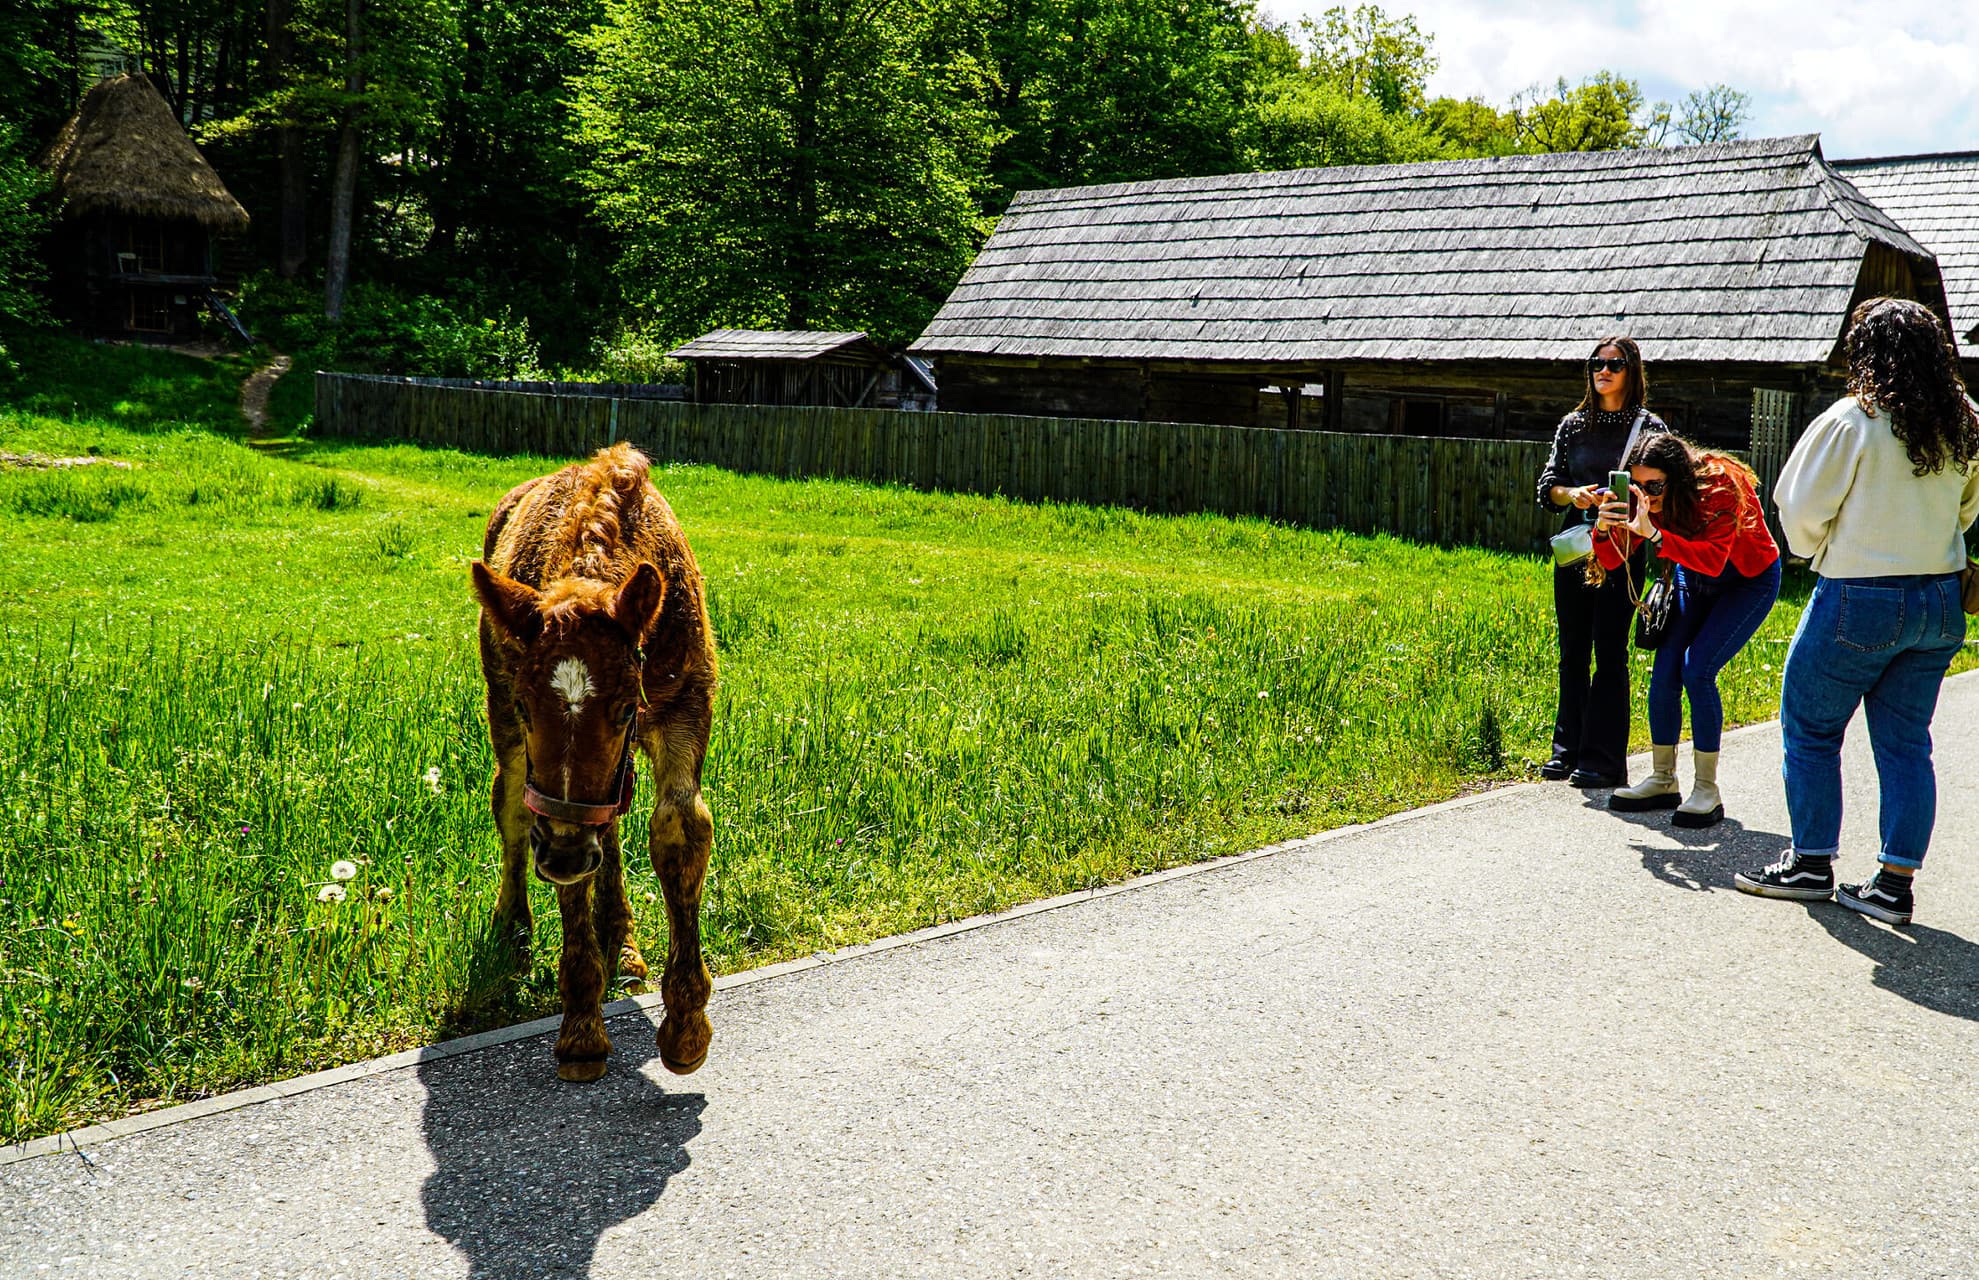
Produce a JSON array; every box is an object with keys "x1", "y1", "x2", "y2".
[
  {"x1": 1539, "y1": 757, "x2": 1575, "y2": 781},
  {"x1": 1734, "y1": 853, "x2": 1835, "y2": 900},
  {"x1": 1837, "y1": 872, "x2": 1914, "y2": 925},
  {"x1": 1567, "y1": 769, "x2": 1622, "y2": 789}
]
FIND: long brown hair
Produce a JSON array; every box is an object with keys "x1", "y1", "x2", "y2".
[
  {"x1": 1573, "y1": 335, "x2": 1649, "y2": 414},
  {"x1": 1626, "y1": 432, "x2": 1760, "y2": 540},
  {"x1": 1844, "y1": 297, "x2": 1979, "y2": 476}
]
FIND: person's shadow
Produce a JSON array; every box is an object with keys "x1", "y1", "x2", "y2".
[
  {"x1": 419, "y1": 1007, "x2": 705, "y2": 1279},
  {"x1": 1596, "y1": 797, "x2": 1979, "y2": 1024}
]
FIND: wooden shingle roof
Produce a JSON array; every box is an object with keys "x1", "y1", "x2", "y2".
[
  {"x1": 912, "y1": 136, "x2": 1935, "y2": 366},
  {"x1": 1833, "y1": 152, "x2": 1979, "y2": 344},
  {"x1": 668, "y1": 329, "x2": 883, "y2": 361}
]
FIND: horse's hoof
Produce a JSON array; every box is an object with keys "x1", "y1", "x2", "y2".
[
  {"x1": 557, "y1": 1057, "x2": 610, "y2": 1083},
  {"x1": 656, "y1": 1013, "x2": 710, "y2": 1075}
]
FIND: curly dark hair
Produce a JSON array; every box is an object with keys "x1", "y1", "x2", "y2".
[
  {"x1": 1573, "y1": 335, "x2": 1649, "y2": 414},
  {"x1": 1844, "y1": 297, "x2": 1979, "y2": 476}
]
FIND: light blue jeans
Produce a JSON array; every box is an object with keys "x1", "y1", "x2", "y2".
[{"x1": 1781, "y1": 573, "x2": 1966, "y2": 868}]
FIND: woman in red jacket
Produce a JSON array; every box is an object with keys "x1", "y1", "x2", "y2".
[{"x1": 1592, "y1": 433, "x2": 1781, "y2": 826}]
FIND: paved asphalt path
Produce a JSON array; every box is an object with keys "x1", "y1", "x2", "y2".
[{"x1": 9, "y1": 675, "x2": 1979, "y2": 1279}]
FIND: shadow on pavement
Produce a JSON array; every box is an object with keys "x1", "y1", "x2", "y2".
[
  {"x1": 1582, "y1": 797, "x2": 1791, "y2": 892},
  {"x1": 420, "y1": 1015, "x2": 704, "y2": 1279},
  {"x1": 1805, "y1": 906, "x2": 1979, "y2": 1023}
]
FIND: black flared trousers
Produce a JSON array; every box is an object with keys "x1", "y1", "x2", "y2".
[{"x1": 1549, "y1": 559, "x2": 1637, "y2": 780}]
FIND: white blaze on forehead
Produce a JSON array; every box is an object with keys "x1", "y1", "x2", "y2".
[{"x1": 549, "y1": 658, "x2": 594, "y2": 716}]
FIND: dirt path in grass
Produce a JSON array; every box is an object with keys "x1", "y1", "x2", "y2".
[{"x1": 240, "y1": 352, "x2": 292, "y2": 437}]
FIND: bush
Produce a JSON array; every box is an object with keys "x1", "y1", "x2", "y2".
[
  {"x1": 237, "y1": 274, "x2": 546, "y2": 381},
  {"x1": 565, "y1": 326, "x2": 689, "y2": 384}
]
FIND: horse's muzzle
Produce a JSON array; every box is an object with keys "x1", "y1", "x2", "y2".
[{"x1": 530, "y1": 821, "x2": 603, "y2": 884}]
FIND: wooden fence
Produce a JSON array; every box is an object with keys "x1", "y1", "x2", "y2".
[{"x1": 316, "y1": 373, "x2": 1560, "y2": 552}]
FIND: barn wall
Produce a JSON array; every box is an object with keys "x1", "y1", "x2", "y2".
[{"x1": 932, "y1": 355, "x2": 1844, "y2": 452}]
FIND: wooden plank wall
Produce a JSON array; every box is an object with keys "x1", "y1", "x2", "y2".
[{"x1": 316, "y1": 373, "x2": 1562, "y2": 552}]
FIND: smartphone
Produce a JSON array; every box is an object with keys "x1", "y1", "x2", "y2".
[{"x1": 1609, "y1": 470, "x2": 1633, "y2": 516}]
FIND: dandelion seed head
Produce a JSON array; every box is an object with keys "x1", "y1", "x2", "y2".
[
  {"x1": 317, "y1": 884, "x2": 347, "y2": 903},
  {"x1": 330, "y1": 860, "x2": 358, "y2": 882},
  {"x1": 374, "y1": 887, "x2": 395, "y2": 902}
]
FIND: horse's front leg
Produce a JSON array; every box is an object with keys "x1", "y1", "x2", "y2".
[
  {"x1": 648, "y1": 759, "x2": 714, "y2": 1075},
  {"x1": 485, "y1": 680, "x2": 533, "y2": 971},
  {"x1": 592, "y1": 820, "x2": 649, "y2": 994},
  {"x1": 554, "y1": 879, "x2": 612, "y2": 1082}
]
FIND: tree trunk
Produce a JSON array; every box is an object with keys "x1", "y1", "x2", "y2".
[
  {"x1": 266, "y1": 0, "x2": 308, "y2": 279},
  {"x1": 323, "y1": 0, "x2": 365, "y2": 320}
]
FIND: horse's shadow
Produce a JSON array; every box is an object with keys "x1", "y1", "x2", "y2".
[
  {"x1": 419, "y1": 1010, "x2": 704, "y2": 1280},
  {"x1": 1593, "y1": 797, "x2": 1979, "y2": 1024}
]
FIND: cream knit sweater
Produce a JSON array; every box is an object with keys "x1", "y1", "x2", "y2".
[{"x1": 1774, "y1": 395, "x2": 1979, "y2": 577}]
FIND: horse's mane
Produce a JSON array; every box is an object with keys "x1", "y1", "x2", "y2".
[{"x1": 538, "y1": 443, "x2": 651, "y2": 624}]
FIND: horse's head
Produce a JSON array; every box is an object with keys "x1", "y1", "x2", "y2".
[{"x1": 472, "y1": 560, "x2": 666, "y2": 885}]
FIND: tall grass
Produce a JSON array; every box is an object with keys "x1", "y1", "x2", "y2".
[{"x1": 0, "y1": 402, "x2": 1853, "y2": 1141}]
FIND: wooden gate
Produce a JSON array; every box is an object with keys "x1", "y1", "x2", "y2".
[{"x1": 1749, "y1": 388, "x2": 1799, "y2": 541}]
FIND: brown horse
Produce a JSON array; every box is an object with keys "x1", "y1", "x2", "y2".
[{"x1": 470, "y1": 443, "x2": 718, "y2": 1082}]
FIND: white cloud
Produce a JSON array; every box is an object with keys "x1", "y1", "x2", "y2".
[{"x1": 1259, "y1": 0, "x2": 1979, "y2": 156}]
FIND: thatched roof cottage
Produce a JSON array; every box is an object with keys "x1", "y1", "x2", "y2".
[
  {"x1": 39, "y1": 72, "x2": 249, "y2": 340},
  {"x1": 911, "y1": 136, "x2": 1949, "y2": 460}
]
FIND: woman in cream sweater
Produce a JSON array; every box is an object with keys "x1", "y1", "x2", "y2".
[{"x1": 1735, "y1": 298, "x2": 1979, "y2": 924}]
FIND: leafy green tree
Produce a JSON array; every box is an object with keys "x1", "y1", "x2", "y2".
[
  {"x1": 572, "y1": 0, "x2": 998, "y2": 345},
  {"x1": 1420, "y1": 94, "x2": 1518, "y2": 157},
  {"x1": 979, "y1": 0, "x2": 1266, "y2": 200},
  {"x1": 1672, "y1": 83, "x2": 1750, "y2": 144},
  {"x1": 1243, "y1": 71, "x2": 1446, "y2": 169},
  {"x1": 0, "y1": 124, "x2": 51, "y2": 371},
  {"x1": 1301, "y1": 3, "x2": 1433, "y2": 115},
  {"x1": 1509, "y1": 71, "x2": 1649, "y2": 152}
]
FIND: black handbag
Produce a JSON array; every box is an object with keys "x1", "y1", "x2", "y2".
[{"x1": 1632, "y1": 561, "x2": 1676, "y2": 650}]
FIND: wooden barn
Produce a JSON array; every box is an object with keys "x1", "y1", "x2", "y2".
[
  {"x1": 1834, "y1": 151, "x2": 1979, "y2": 382},
  {"x1": 669, "y1": 329, "x2": 938, "y2": 410},
  {"x1": 38, "y1": 73, "x2": 249, "y2": 342},
  {"x1": 911, "y1": 135, "x2": 1949, "y2": 455}
]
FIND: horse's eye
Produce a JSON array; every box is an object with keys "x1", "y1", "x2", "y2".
[{"x1": 618, "y1": 704, "x2": 637, "y2": 726}]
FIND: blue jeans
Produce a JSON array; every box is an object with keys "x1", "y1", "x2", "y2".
[
  {"x1": 1781, "y1": 573, "x2": 1966, "y2": 868},
  {"x1": 1648, "y1": 558, "x2": 1781, "y2": 753}
]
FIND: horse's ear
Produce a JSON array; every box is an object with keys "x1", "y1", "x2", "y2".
[
  {"x1": 471, "y1": 561, "x2": 543, "y2": 644},
  {"x1": 613, "y1": 562, "x2": 667, "y2": 643}
]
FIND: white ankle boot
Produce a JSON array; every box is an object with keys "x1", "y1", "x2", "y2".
[
  {"x1": 1610, "y1": 744, "x2": 1681, "y2": 812},
  {"x1": 1674, "y1": 749, "x2": 1724, "y2": 828}
]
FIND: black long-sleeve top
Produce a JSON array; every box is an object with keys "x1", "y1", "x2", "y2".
[{"x1": 1534, "y1": 406, "x2": 1669, "y2": 530}]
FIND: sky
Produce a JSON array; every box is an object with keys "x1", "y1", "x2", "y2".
[{"x1": 1258, "y1": 0, "x2": 1978, "y2": 158}]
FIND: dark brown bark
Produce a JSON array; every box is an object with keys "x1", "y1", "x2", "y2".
[
  {"x1": 323, "y1": 0, "x2": 365, "y2": 319},
  {"x1": 265, "y1": 0, "x2": 307, "y2": 279}
]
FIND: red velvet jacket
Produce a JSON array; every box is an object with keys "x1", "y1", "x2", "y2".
[{"x1": 1594, "y1": 463, "x2": 1780, "y2": 578}]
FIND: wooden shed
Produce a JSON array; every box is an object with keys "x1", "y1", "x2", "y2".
[
  {"x1": 38, "y1": 73, "x2": 249, "y2": 341},
  {"x1": 1833, "y1": 151, "x2": 1979, "y2": 382},
  {"x1": 911, "y1": 136, "x2": 1949, "y2": 454},
  {"x1": 669, "y1": 329, "x2": 938, "y2": 410}
]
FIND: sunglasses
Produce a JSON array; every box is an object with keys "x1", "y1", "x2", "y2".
[
  {"x1": 1638, "y1": 479, "x2": 1667, "y2": 496},
  {"x1": 1588, "y1": 357, "x2": 1629, "y2": 374}
]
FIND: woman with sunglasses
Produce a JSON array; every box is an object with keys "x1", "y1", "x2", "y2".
[
  {"x1": 1534, "y1": 337, "x2": 1668, "y2": 788},
  {"x1": 1591, "y1": 434, "x2": 1780, "y2": 826},
  {"x1": 1734, "y1": 298, "x2": 1979, "y2": 925}
]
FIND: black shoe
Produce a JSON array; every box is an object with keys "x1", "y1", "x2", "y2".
[
  {"x1": 1539, "y1": 757, "x2": 1575, "y2": 781},
  {"x1": 1733, "y1": 853, "x2": 1834, "y2": 900},
  {"x1": 1837, "y1": 872, "x2": 1914, "y2": 925},
  {"x1": 1567, "y1": 770, "x2": 1621, "y2": 789}
]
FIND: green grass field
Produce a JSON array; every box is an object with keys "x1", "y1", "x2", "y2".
[{"x1": 0, "y1": 339, "x2": 1862, "y2": 1141}]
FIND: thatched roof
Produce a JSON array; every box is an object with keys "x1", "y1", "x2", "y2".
[
  {"x1": 913, "y1": 136, "x2": 1938, "y2": 366},
  {"x1": 39, "y1": 73, "x2": 248, "y2": 234},
  {"x1": 1834, "y1": 151, "x2": 1979, "y2": 345},
  {"x1": 669, "y1": 329, "x2": 886, "y2": 362}
]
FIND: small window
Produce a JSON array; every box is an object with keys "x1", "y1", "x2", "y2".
[
  {"x1": 122, "y1": 224, "x2": 165, "y2": 274},
  {"x1": 128, "y1": 290, "x2": 171, "y2": 333},
  {"x1": 1401, "y1": 399, "x2": 1445, "y2": 436}
]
